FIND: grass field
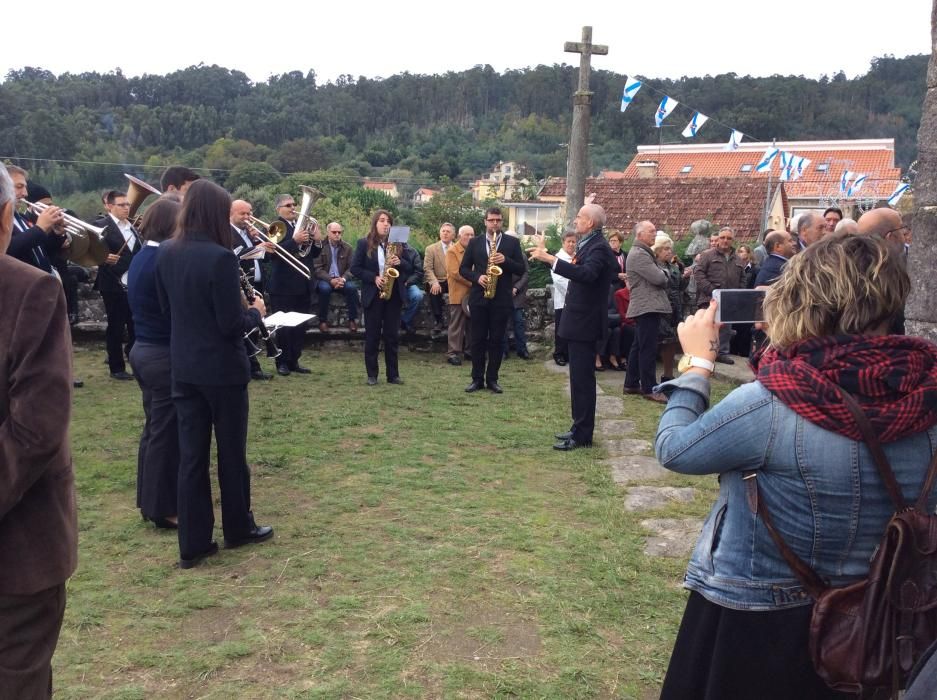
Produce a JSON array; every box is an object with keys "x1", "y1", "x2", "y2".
[{"x1": 56, "y1": 342, "x2": 726, "y2": 699}]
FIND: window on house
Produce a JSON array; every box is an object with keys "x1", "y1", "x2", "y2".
[
  {"x1": 740, "y1": 164, "x2": 753, "y2": 172},
  {"x1": 816, "y1": 163, "x2": 829, "y2": 172},
  {"x1": 680, "y1": 165, "x2": 692, "y2": 173}
]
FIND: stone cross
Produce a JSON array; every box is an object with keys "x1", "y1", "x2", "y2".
[{"x1": 563, "y1": 26, "x2": 608, "y2": 226}]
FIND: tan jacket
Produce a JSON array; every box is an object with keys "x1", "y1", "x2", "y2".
[
  {"x1": 423, "y1": 240, "x2": 449, "y2": 286},
  {"x1": 0, "y1": 256, "x2": 77, "y2": 594},
  {"x1": 446, "y1": 241, "x2": 471, "y2": 304}
]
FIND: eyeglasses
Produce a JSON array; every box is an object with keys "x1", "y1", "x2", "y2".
[
  {"x1": 486, "y1": 218, "x2": 502, "y2": 223},
  {"x1": 280, "y1": 203, "x2": 296, "y2": 208},
  {"x1": 885, "y1": 225, "x2": 909, "y2": 236}
]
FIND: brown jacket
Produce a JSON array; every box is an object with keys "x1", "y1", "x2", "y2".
[
  {"x1": 694, "y1": 247, "x2": 744, "y2": 305},
  {"x1": 423, "y1": 240, "x2": 449, "y2": 286},
  {"x1": 0, "y1": 256, "x2": 77, "y2": 595},
  {"x1": 445, "y1": 241, "x2": 471, "y2": 304},
  {"x1": 313, "y1": 239, "x2": 354, "y2": 283}
]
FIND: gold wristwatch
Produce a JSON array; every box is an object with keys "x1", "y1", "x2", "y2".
[{"x1": 678, "y1": 355, "x2": 716, "y2": 373}]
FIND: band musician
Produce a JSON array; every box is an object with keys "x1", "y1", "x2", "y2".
[
  {"x1": 5, "y1": 164, "x2": 66, "y2": 273},
  {"x1": 459, "y1": 206, "x2": 526, "y2": 394},
  {"x1": 266, "y1": 193, "x2": 321, "y2": 376}
]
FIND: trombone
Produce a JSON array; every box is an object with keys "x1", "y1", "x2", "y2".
[{"x1": 247, "y1": 216, "x2": 311, "y2": 280}]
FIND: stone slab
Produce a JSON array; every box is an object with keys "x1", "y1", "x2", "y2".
[
  {"x1": 603, "y1": 438, "x2": 653, "y2": 455},
  {"x1": 596, "y1": 420, "x2": 636, "y2": 438},
  {"x1": 609, "y1": 455, "x2": 670, "y2": 484},
  {"x1": 595, "y1": 395, "x2": 623, "y2": 418},
  {"x1": 640, "y1": 518, "x2": 703, "y2": 558},
  {"x1": 624, "y1": 486, "x2": 697, "y2": 512},
  {"x1": 542, "y1": 360, "x2": 570, "y2": 375}
]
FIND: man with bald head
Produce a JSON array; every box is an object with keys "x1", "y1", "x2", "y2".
[
  {"x1": 857, "y1": 207, "x2": 909, "y2": 257},
  {"x1": 313, "y1": 221, "x2": 359, "y2": 332},
  {"x1": 754, "y1": 230, "x2": 795, "y2": 286},
  {"x1": 530, "y1": 203, "x2": 616, "y2": 449}
]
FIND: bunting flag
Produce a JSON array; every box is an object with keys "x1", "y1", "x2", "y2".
[
  {"x1": 655, "y1": 96, "x2": 678, "y2": 127},
  {"x1": 779, "y1": 152, "x2": 796, "y2": 181},
  {"x1": 620, "y1": 76, "x2": 642, "y2": 112},
  {"x1": 840, "y1": 170, "x2": 856, "y2": 195},
  {"x1": 887, "y1": 182, "x2": 910, "y2": 206},
  {"x1": 792, "y1": 156, "x2": 811, "y2": 181},
  {"x1": 847, "y1": 174, "x2": 868, "y2": 197},
  {"x1": 681, "y1": 112, "x2": 708, "y2": 138},
  {"x1": 755, "y1": 148, "x2": 779, "y2": 173},
  {"x1": 725, "y1": 129, "x2": 743, "y2": 151}
]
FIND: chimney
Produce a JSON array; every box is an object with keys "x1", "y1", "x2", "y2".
[{"x1": 636, "y1": 160, "x2": 658, "y2": 179}]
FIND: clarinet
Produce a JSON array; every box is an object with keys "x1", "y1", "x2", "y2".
[{"x1": 239, "y1": 269, "x2": 282, "y2": 359}]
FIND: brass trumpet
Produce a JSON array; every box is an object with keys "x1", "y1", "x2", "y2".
[
  {"x1": 247, "y1": 216, "x2": 311, "y2": 280},
  {"x1": 24, "y1": 201, "x2": 110, "y2": 266}
]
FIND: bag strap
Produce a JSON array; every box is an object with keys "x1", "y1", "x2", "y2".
[{"x1": 744, "y1": 473, "x2": 827, "y2": 597}]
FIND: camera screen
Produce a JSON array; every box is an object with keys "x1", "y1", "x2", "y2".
[{"x1": 715, "y1": 290, "x2": 766, "y2": 324}]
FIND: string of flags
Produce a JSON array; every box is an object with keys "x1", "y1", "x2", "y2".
[{"x1": 619, "y1": 74, "x2": 910, "y2": 203}]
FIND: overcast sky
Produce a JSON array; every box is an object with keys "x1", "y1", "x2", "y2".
[{"x1": 3, "y1": 1, "x2": 930, "y2": 85}]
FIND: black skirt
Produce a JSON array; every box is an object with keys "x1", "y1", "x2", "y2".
[{"x1": 660, "y1": 591, "x2": 857, "y2": 700}]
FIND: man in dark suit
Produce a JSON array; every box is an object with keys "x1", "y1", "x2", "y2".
[
  {"x1": 530, "y1": 204, "x2": 616, "y2": 450},
  {"x1": 5, "y1": 165, "x2": 66, "y2": 273},
  {"x1": 459, "y1": 206, "x2": 526, "y2": 394},
  {"x1": 98, "y1": 190, "x2": 141, "y2": 380},
  {"x1": 754, "y1": 230, "x2": 795, "y2": 286},
  {"x1": 266, "y1": 193, "x2": 321, "y2": 376},
  {"x1": 0, "y1": 166, "x2": 78, "y2": 699},
  {"x1": 313, "y1": 221, "x2": 359, "y2": 332},
  {"x1": 230, "y1": 199, "x2": 277, "y2": 381}
]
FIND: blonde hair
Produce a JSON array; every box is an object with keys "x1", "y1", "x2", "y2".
[
  {"x1": 764, "y1": 234, "x2": 908, "y2": 350},
  {"x1": 652, "y1": 232, "x2": 674, "y2": 253}
]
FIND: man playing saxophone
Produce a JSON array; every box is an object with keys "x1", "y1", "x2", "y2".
[{"x1": 458, "y1": 206, "x2": 526, "y2": 394}]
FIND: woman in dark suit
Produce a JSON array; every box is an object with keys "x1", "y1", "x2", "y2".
[
  {"x1": 155, "y1": 180, "x2": 273, "y2": 569},
  {"x1": 127, "y1": 195, "x2": 181, "y2": 530},
  {"x1": 350, "y1": 209, "x2": 412, "y2": 385}
]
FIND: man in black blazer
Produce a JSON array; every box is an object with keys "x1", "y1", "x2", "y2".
[
  {"x1": 529, "y1": 204, "x2": 616, "y2": 450},
  {"x1": 5, "y1": 165, "x2": 66, "y2": 273},
  {"x1": 265, "y1": 193, "x2": 321, "y2": 376},
  {"x1": 97, "y1": 189, "x2": 141, "y2": 380},
  {"x1": 753, "y1": 230, "x2": 795, "y2": 286},
  {"x1": 459, "y1": 207, "x2": 526, "y2": 394}
]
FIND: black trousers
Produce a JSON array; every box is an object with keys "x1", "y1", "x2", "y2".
[
  {"x1": 269, "y1": 293, "x2": 309, "y2": 369},
  {"x1": 427, "y1": 281, "x2": 448, "y2": 321},
  {"x1": 101, "y1": 289, "x2": 134, "y2": 373},
  {"x1": 0, "y1": 583, "x2": 66, "y2": 699},
  {"x1": 363, "y1": 296, "x2": 402, "y2": 380},
  {"x1": 567, "y1": 339, "x2": 597, "y2": 443},
  {"x1": 129, "y1": 342, "x2": 178, "y2": 519},
  {"x1": 624, "y1": 312, "x2": 660, "y2": 393},
  {"x1": 553, "y1": 309, "x2": 568, "y2": 360},
  {"x1": 173, "y1": 381, "x2": 253, "y2": 559},
  {"x1": 469, "y1": 304, "x2": 510, "y2": 384}
]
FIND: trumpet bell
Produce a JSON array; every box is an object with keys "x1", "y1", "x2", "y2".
[{"x1": 66, "y1": 229, "x2": 110, "y2": 267}]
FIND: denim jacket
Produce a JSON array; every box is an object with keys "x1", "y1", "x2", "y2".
[{"x1": 655, "y1": 372, "x2": 937, "y2": 611}]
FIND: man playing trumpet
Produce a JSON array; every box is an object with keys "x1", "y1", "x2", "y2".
[{"x1": 5, "y1": 165, "x2": 66, "y2": 273}]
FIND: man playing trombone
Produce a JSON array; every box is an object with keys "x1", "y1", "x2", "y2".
[{"x1": 266, "y1": 193, "x2": 321, "y2": 376}]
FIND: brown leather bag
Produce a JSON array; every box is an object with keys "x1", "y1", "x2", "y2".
[{"x1": 747, "y1": 390, "x2": 937, "y2": 698}]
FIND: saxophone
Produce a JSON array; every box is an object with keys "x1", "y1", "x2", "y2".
[
  {"x1": 483, "y1": 235, "x2": 502, "y2": 300},
  {"x1": 379, "y1": 242, "x2": 400, "y2": 301}
]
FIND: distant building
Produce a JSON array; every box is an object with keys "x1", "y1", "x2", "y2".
[
  {"x1": 472, "y1": 161, "x2": 530, "y2": 203},
  {"x1": 363, "y1": 180, "x2": 399, "y2": 199},
  {"x1": 537, "y1": 177, "x2": 787, "y2": 241},
  {"x1": 412, "y1": 187, "x2": 438, "y2": 206},
  {"x1": 501, "y1": 201, "x2": 562, "y2": 237},
  {"x1": 613, "y1": 138, "x2": 901, "y2": 223}
]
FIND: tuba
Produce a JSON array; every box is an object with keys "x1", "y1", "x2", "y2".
[
  {"x1": 295, "y1": 185, "x2": 324, "y2": 258},
  {"x1": 379, "y1": 242, "x2": 400, "y2": 301},
  {"x1": 483, "y1": 235, "x2": 502, "y2": 300}
]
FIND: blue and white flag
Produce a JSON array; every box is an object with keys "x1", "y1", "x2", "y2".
[
  {"x1": 779, "y1": 152, "x2": 796, "y2": 181},
  {"x1": 620, "y1": 76, "x2": 642, "y2": 112},
  {"x1": 724, "y1": 129, "x2": 743, "y2": 151},
  {"x1": 755, "y1": 148, "x2": 779, "y2": 173},
  {"x1": 793, "y1": 157, "x2": 811, "y2": 181},
  {"x1": 847, "y1": 174, "x2": 868, "y2": 197},
  {"x1": 840, "y1": 170, "x2": 855, "y2": 195},
  {"x1": 887, "y1": 182, "x2": 910, "y2": 206},
  {"x1": 655, "y1": 96, "x2": 678, "y2": 127},
  {"x1": 681, "y1": 112, "x2": 708, "y2": 138}
]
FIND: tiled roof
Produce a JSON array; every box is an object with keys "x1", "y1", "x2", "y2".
[
  {"x1": 538, "y1": 177, "x2": 783, "y2": 241},
  {"x1": 618, "y1": 140, "x2": 901, "y2": 201},
  {"x1": 363, "y1": 181, "x2": 396, "y2": 190}
]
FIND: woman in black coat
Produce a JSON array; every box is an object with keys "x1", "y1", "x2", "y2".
[
  {"x1": 155, "y1": 180, "x2": 273, "y2": 569},
  {"x1": 350, "y1": 209, "x2": 413, "y2": 385}
]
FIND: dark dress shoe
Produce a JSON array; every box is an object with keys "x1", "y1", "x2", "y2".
[
  {"x1": 151, "y1": 516, "x2": 178, "y2": 530},
  {"x1": 465, "y1": 381, "x2": 484, "y2": 393},
  {"x1": 387, "y1": 377, "x2": 404, "y2": 384},
  {"x1": 276, "y1": 364, "x2": 291, "y2": 376},
  {"x1": 179, "y1": 541, "x2": 219, "y2": 569},
  {"x1": 517, "y1": 351, "x2": 531, "y2": 360},
  {"x1": 367, "y1": 376, "x2": 378, "y2": 386},
  {"x1": 486, "y1": 381, "x2": 503, "y2": 394},
  {"x1": 644, "y1": 392, "x2": 669, "y2": 404},
  {"x1": 447, "y1": 356, "x2": 462, "y2": 366},
  {"x1": 291, "y1": 364, "x2": 312, "y2": 374},
  {"x1": 554, "y1": 430, "x2": 574, "y2": 441},
  {"x1": 224, "y1": 524, "x2": 274, "y2": 549},
  {"x1": 554, "y1": 357, "x2": 568, "y2": 366},
  {"x1": 110, "y1": 371, "x2": 134, "y2": 381},
  {"x1": 595, "y1": 364, "x2": 606, "y2": 372},
  {"x1": 623, "y1": 385, "x2": 643, "y2": 395},
  {"x1": 73, "y1": 378, "x2": 84, "y2": 388},
  {"x1": 716, "y1": 354, "x2": 735, "y2": 365},
  {"x1": 251, "y1": 371, "x2": 273, "y2": 381},
  {"x1": 553, "y1": 438, "x2": 593, "y2": 451},
  {"x1": 463, "y1": 352, "x2": 472, "y2": 360}
]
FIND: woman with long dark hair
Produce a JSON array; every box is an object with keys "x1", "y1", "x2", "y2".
[
  {"x1": 155, "y1": 180, "x2": 273, "y2": 569},
  {"x1": 128, "y1": 195, "x2": 181, "y2": 530},
  {"x1": 350, "y1": 209, "x2": 413, "y2": 385}
]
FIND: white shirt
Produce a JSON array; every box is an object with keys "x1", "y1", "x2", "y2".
[
  {"x1": 110, "y1": 214, "x2": 137, "y2": 288},
  {"x1": 551, "y1": 249, "x2": 573, "y2": 309}
]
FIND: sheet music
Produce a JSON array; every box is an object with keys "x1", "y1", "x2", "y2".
[
  {"x1": 239, "y1": 247, "x2": 266, "y2": 260},
  {"x1": 264, "y1": 311, "x2": 316, "y2": 328}
]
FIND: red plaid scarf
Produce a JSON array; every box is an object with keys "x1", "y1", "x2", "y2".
[{"x1": 751, "y1": 334, "x2": 937, "y2": 443}]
